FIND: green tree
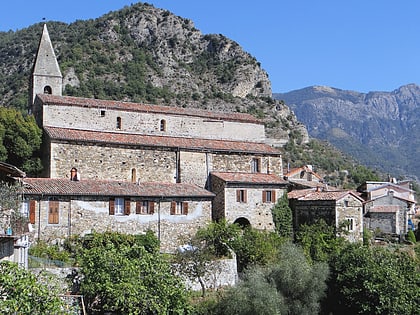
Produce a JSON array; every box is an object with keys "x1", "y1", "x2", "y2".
[
  {"x1": 233, "y1": 227, "x2": 282, "y2": 272},
  {"x1": 0, "y1": 108, "x2": 42, "y2": 175},
  {"x1": 271, "y1": 192, "x2": 293, "y2": 239},
  {"x1": 295, "y1": 219, "x2": 347, "y2": 263},
  {"x1": 326, "y1": 243, "x2": 420, "y2": 315},
  {"x1": 0, "y1": 261, "x2": 69, "y2": 314},
  {"x1": 173, "y1": 236, "x2": 219, "y2": 298},
  {"x1": 195, "y1": 219, "x2": 241, "y2": 258},
  {"x1": 215, "y1": 243, "x2": 329, "y2": 315},
  {"x1": 79, "y1": 231, "x2": 190, "y2": 314}
]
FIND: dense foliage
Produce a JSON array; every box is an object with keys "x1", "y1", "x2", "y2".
[
  {"x1": 77, "y1": 231, "x2": 190, "y2": 314},
  {"x1": 0, "y1": 261, "x2": 69, "y2": 314},
  {"x1": 326, "y1": 244, "x2": 420, "y2": 315},
  {"x1": 271, "y1": 192, "x2": 293, "y2": 239},
  {"x1": 0, "y1": 107, "x2": 42, "y2": 175},
  {"x1": 214, "y1": 243, "x2": 329, "y2": 315}
]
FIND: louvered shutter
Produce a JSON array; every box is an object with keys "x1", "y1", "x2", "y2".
[
  {"x1": 272, "y1": 190, "x2": 276, "y2": 202},
  {"x1": 48, "y1": 201, "x2": 59, "y2": 224},
  {"x1": 149, "y1": 202, "x2": 155, "y2": 214},
  {"x1": 244, "y1": 190, "x2": 247, "y2": 203},
  {"x1": 136, "y1": 201, "x2": 141, "y2": 214},
  {"x1": 262, "y1": 191, "x2": 267, "y2": 203},
  {"x1": 183, "y1": 202, "x2": 188, "y2": 215},
  {"x1": 29, "y1": 200, "x2": 36, "y2": 224},
  {"x1": 170, "y1": 201, "x2": 176, "y2": 215},
  {"x1": 124, "y1": 200, "x2": 131, "y2": 215},
  {"x1": 109, "y1": 199, "x2": 115, "y2": 215},
  {"x1": 236, "y1": 190, "x2": 241, "y2": 202}
]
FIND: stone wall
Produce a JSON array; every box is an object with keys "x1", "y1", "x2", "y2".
[
  {"x1": 42, "y1": 104, "x2": 265, "y2": 142},
  {"x1": 224, "y1": 186, "x2": 282, "y2": 231},
  {"x1": 30, "y1": 198, "x2": 212, "y2": 252},
  {"x1": 335, "y1": 196, "x2": 363, "y2": 242},
  {"x1": 49, "y1": 141, "x2": 283, "y2": 187}
]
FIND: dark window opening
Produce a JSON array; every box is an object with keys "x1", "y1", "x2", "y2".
[
  {"x1": 43, "y1": 86, "x2": 52, "y2": 94},
  {"x1": 116, "y1": 117, "x2": 122, "y2": 129},
  {"x1": 160, "y1": 119, "x2": 166, "y2": 131}
]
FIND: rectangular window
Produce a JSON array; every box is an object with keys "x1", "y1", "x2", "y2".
[
  {"x1": 109, "y1": 198, "x2": 130, "y2": 215},
  {"x1": 136, "y1": 201, "x2": 155, "y2": 215},
  {"x1": 48, "y1": 200, "x2": 59, "y2": 224},
  {"x1": 262, "y1": 190, "x2": 276, "y2": 203},
  {"x1": 236, "y1": 190, "x2": 247, "y2": 203},
  {"x1": 21, "y1": 200, "x2": 30, "y2": 218},
  {"x1": 251, "y1": 158, "x2": 261, "y2": 173},
  {"x1": 170, "y1": 201, "x2": 188, "y2": 215}
]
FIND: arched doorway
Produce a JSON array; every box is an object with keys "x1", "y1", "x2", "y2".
[{"x1": 234, "y1": 217, "x2": 251, "y2": 229}]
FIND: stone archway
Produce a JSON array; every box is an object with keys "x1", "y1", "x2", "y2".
[{"x1": 234, "y1": 217, "x2": 251, "y2": 229}]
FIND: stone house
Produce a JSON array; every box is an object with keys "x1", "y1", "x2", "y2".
[
  {"x1": 210, "y1": 172, "x2": 288, "y2": 230},
  {"x1": 283, "y1": 165, "x2": 326, "y2": 190},
  {"x1": 358, "y1": 179, "x2": 417, "y2": 234},
  {"x1": 363, "y1": 191, "x2": 413, "y2": 236},
  {"x1": 288, "y1": 189, "x2": 364, "y2": 242},
  {"x1": 22, "y1": 24, "x2": 285, "y2": 251}
]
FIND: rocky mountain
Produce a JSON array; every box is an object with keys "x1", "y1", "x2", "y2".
[
  {"x1": 0, "y1": 2, "x2": 306, "y2": 147},
  {"x1": 274, "y1": 84, "x2": 420, "y2": 180}
]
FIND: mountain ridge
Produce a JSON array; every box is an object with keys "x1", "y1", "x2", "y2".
[{"x1": 274, "y1": 83, "x2": 420, "y2": 180}]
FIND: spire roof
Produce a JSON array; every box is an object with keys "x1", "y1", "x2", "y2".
[{"x1": 33, "y1": 24, "x2": 62, "y2": 78}]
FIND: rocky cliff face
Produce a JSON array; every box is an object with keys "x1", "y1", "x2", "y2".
[
  {"x1": 0, "y1": 2, "x2": 307, "y2": 147},
  {"x1": 275, "y1": 84, "x2": 420, "y2": 180}
]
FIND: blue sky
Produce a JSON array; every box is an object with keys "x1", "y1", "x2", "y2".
[{"x1": 1, "y1": 1, "x2": 420, "y2": 93}]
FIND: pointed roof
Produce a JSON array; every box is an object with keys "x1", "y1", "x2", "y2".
[{"x1": 33, "y1": 24, "x2": 62, "y2": 78}]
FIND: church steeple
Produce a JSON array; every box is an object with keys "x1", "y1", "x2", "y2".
[{"x1": 29, "y1": 24, "x2": 62, "y2": 110}]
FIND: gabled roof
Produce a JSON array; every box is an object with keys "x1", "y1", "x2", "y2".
[
  {"x1": 36, "y1": 94, "x2": 263, "y2": 125},
  {"x1": 0, "y1": 161, "x2": 26, "y2": 178},
  {"x1": 44, "y1": 126, "x2": 280, "y2": 155},
  {"x1": 32, "y1": 24, "x2": 62, "y2": 77},
  {"x1": 211, "y1": 172, "x2": 287, "y2": 185},
  {"x1": 22, "y1": 178, "x2": 215, "y2": 199},
  {"x1": 364, "y1": 193, "x2": 415, "y2": 205},
  {"x1": 283, "y1": 165, "x2": 323, "y2": 181},
  {"x1": 288, "y1": 189, "x2": 363, "y2": 202}
]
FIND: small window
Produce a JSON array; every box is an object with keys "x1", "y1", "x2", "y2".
[
  {"x1": 251, "y1": 158, "x2": 261, "y2": 173},
  {"x1": 262, "y1": 190, "x2": 276, "y2": 203},
  {"x1": 116, "y1": 117, "x2": 122, "y2": 129},
  {"x1": 100, "y1": 109, "x2": 106, "y2": 117},
  {"x1": 43, "y1": 85, "x2": 52, "y2": 94},
  {"x1": 136, "y1": 201, "x2": 155, "y2": 215},
  {"x1": 170, "y1": 201, "x2": 188, "y2": 215},
  {"x1": 131, "y1": 168, "x2": 137, "y2": 183},
  {"x1": 344, "y1": 200, "x2": 349, "y2": 207},
  {"x1": 21, "y1": 200, "x2": 29, "y2": 217},
  {"x1": 48, "y1": 200, "x2": 59, "y2": 224},
  {"x1": 236, "y1": 190, "x2": 247, "y2": 203},
  {"x1": 160, "y1": 119, "x2": 166, "y2": 131},
  {"x1": 345, "y1": 218, "x2": 354, "y2": 231}
]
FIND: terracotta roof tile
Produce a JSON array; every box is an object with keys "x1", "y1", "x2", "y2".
[
  {"x1": 288, "y1": 189, "x2": 362, "y2": 201},
  {"x1": 44, "y1": 126, "x2": 280, "y2": 155},
  {"x1": 22, "y1": 178, "x2": 214, "y2": 198},
  {"x1": 211, "y1": 172, "x2": 287, "y2": 185},
  {"x1": 37, "y1": 94, "x2": 263, "y2": 124}
]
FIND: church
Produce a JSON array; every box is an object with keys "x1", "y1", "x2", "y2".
[{"x1": 21, "y1": 25, "x2": 287, "y2": 251}]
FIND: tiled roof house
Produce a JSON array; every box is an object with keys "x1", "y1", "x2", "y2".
[{"x1": 22, "y1": 24, "x2": 286, "y2": 251}]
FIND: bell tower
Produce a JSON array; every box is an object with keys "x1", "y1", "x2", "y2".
[{"x1": 29, "y1": 24, "x2": 62, "y2": 112}]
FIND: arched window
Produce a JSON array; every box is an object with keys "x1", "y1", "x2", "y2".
[
  {"x1": 43, "y1": 86, "x2": 52, "y2": 94},
  {"x1": 116, "y1": 117, "x2": 122, "y2": 129},
  {"x1": 160, "y1": 119, "x2": 166, "y2": 131},
  {"x1": 70, "y1": 167, "x2": 78, "y2": 181}
]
